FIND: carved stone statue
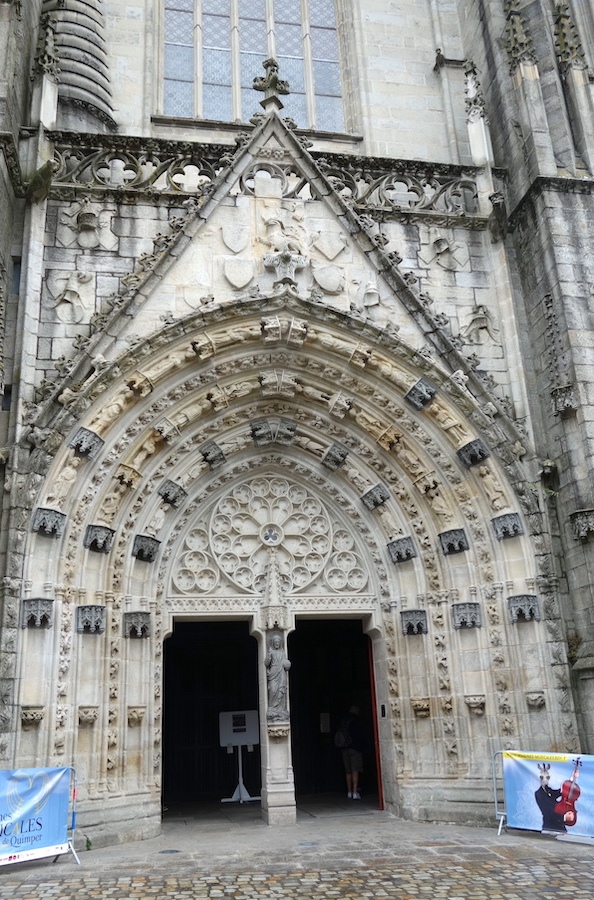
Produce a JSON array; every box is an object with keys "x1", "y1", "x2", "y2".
[
  {"x1": 478, "y1": 465, "x2": 506, "y2": 511},
  {"x1": 265, "y1": 633, "x2": 291, "y2": 722},
  {"x1": 45, "y1": 451, "x2": 82, "y2": 507},
  {"x1": 87, "y1": 387, "x2": 135, "y2": 434}
]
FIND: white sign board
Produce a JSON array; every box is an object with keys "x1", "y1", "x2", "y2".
[{"x1": 219, "y1": 710, "x2": 259, "y2": 747}]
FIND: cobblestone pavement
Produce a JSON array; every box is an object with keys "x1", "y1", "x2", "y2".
[{"x1": 1, "y1": 799, "x2": 593, "y2": 898}]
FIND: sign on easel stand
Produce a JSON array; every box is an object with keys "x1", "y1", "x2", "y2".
[
  {"x1": 0, "y1": 766, "x2": 80, "y2": 867},
  {"x1": 219, "y1": 710, "x2": 260, "y2": 804}
]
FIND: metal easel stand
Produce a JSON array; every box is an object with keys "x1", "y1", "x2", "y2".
[
  {"x1": 54, "y1": 768, "x2": 81, "y2": 865},
  {"x1": 221, "y1": 745, "x2": 260, "y2": 804},
  {"x1": 492, "y1": 751, "x2": 507, "y2": 835}
]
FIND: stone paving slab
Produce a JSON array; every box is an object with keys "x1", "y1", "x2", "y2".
[
  {"x1": 1, "y1": 863, "x2": 594, "y2": 900},
  {"x1": 1, "y1": 805, "x2": 593, "y2": 898}
]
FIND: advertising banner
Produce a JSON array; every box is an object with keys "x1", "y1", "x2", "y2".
[
  {"x1": 502, "y1": 750, "x2": 594, "y2": 837},
  {"x1": 0, "y1": 767, "x2": 71, "y2": 866}
]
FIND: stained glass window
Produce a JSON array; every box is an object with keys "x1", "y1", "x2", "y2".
[{"x1": 162, "y1": 0, "x2": 344, "y2": 131}]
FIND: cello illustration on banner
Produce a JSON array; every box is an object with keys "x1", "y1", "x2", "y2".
[{"x1": 555, "y1": 756, "x2": 582, "y2": 827}]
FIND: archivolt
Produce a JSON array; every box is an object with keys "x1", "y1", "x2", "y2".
[{"x1": 23, "y1": 297, "x2": 542, "y2": 612}]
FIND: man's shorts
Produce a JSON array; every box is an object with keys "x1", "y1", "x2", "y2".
[{"x1": 341, "y1": 748, "x2": 363, "y2": 773}]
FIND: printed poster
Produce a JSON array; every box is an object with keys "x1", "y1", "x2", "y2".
[
  {"x1": 503, "y1": 750, "x2": 594, "y2": 837},
  {"x1": 0, "y1": 767, "x2": 71, "y2": 866}
]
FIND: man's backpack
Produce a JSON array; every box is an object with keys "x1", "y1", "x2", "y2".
[{"x1": 334, "y1": 721, "x2": 352, "y2": 749}]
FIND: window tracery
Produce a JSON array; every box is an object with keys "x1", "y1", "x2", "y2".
[{"x1": 163, "y1": 0, "x2": 344, "y2": 130}]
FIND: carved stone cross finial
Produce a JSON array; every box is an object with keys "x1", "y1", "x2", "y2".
[{"x1": 253, "y1": 58, "x2": 290, "y2": 113}]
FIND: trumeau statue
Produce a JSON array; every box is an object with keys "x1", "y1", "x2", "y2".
[{"x1": 265, "y1": 633, "x2": 291, "y2": 722}]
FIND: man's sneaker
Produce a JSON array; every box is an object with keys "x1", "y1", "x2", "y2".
[{"x1": 352, "y1": 792, "x2": 361, "y2": 800}]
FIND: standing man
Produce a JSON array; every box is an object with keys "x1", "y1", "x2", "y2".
[{"x1": 336, "y1": 705, "x2": 368, "y2": 799}]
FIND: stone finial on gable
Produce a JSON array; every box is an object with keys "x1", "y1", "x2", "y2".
[{"x1": 253, "y1": 58, "x2": 290, "y2": 114}]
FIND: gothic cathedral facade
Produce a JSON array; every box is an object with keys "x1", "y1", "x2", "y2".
[{"x1": 1, "y1": 0, "x2": 593, "y2": 845}]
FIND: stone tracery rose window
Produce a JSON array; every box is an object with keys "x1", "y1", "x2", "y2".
[{"x1": 172, "y1": 477, "x2": 368, "y2": 595}]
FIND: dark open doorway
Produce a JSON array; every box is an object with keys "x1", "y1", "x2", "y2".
[
  {"x1": 162, "y1": 620, "x2": 260, "y2": 806},
  {"x1": 288, "y1": 618, "x2": 379, "y2": 802}
]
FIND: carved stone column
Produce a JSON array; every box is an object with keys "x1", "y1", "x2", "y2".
[
  {"x1": 260, "y1": 628, "x2": 296, "y2": 826},
  {"x1": 259, "y1": 553, "x2": 296, "y2": 825}
]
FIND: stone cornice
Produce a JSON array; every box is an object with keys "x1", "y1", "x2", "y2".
[
  {"x1": 151, "y1": 114, "x2": 365, "y2": 145},
  {"x1": 509, "y1": 174, "x2": 594, "y2": 229}
]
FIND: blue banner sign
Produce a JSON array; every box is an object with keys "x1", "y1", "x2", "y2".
[
  {"x1": 0, "y1": 767, "x2": 71, "y2": 866},
  {"x1": 503, "y1": 750, "x2": 594, "y2": 837}
]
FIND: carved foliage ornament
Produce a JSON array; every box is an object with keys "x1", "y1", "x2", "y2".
[
  {"x1": 78, "y1": 706, "x2": 99, "y2": 726},
  {"x1": 21, "y1": 706, "x2": 44, "y2": 730},
  {"x1": 361, "y1": 483, "x2": 390, "y2": 510},
  {"x1": 464, "y1": 60, "x2": 488, "y2": 123},
  {"x1": 504, "y1": 11, "x2": 537, "y2": 73},
  {"x1": 570, "y1": 509, "x2": 594, "y2": 541},
  {"x1": 127, "y1": 707, "x2": 145, "y2": 727},
  {"x1": 552, "y1": 385, "x2": 578, "y2": 417},
  {"x1": 464, "y1": 695, "x2": 486, "y2": 716},
  {"x1": 554, "y1": 3, "x2": 588, "y2": 71},
  {"x1": 411, "y1": 699, "x2": 430, "y2": 718}
]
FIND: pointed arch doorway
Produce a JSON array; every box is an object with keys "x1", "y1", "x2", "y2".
[
  {"x1": 288, "y1": 619, "x2": 381, "y2": 806},
  {"x1": 162, "y1": 620, "x2": 261, "y2": 808}
]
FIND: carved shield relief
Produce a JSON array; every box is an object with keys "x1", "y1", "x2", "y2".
[
  {"x1": 221, "y1": 225, "x2": 250, "y2": 254},
  {"x1": 223, "y1": 258, "x2": 255, "y2": 289}
]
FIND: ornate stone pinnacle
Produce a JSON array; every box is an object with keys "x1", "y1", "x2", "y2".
[{"x1": 253, "y1": 58, "x2": 290, "y2": 113}]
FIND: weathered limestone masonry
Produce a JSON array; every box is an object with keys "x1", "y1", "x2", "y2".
[{"x1": 0, "y1": 0, "x2": 592, "y2": 846}]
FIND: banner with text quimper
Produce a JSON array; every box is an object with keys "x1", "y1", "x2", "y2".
[
  {"x1": 0, "y1": 767, "x2": 71, "y2": 865},
  {"x1": 502, "y1": 750, "x2": 594, "y2": 837}
]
